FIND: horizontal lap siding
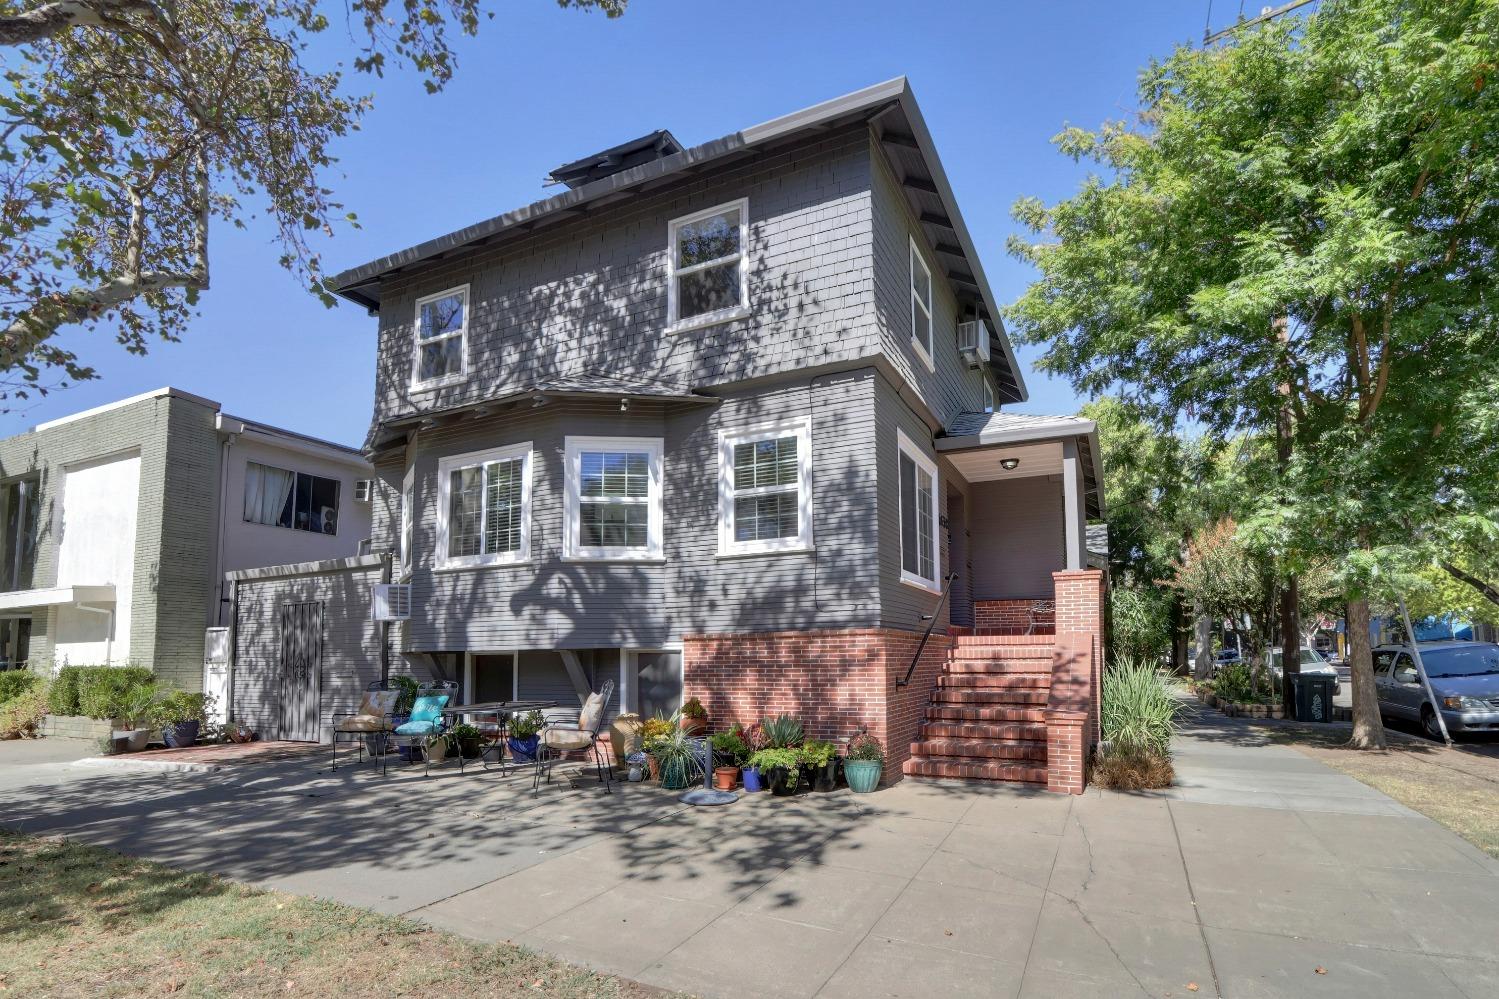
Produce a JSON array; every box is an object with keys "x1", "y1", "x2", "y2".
[
  {"x1": 397, "y1": 372, "x2": 880, "y2": 650},
  {"x1": 969, "y1": 477, "x2": 1065, "y2": 600},
  {"x1": 231, "y1": 565, "x2": 382, "y2": 741},
  {"x1": 875, "y1": 375, "x2": 950, "y2": 632},
  {"x1": 371, "y1": 127, "x2": 878, "y2": 427}
]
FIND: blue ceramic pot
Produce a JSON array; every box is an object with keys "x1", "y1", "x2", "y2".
[
  {"x1": 161, "y1": 720, "x2": 199, "y2": 748},
  {"x1": 844, "y1": 759, "x2": 882, "y2": 793},
  {"x1": 508, "y1": 734, "x2": 540, "y2": 762},
  {"x1": 742, "y1": 766, "x2": 764, "y2": 792}
]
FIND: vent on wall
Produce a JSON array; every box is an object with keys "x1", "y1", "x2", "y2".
[
  {"x1": 957, "y1": 320, "x2": 992, "y2": 368},
  {"x1": 353, "y1": 479, "x2": 374, "y2": 503},
  {"x1": 371, "y1": 583, "x2": 411, "y2": 621}
]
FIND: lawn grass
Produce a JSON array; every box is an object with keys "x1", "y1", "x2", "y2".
[{"x1": 0, "y1": 829, "x2": 666, "y2": 998}]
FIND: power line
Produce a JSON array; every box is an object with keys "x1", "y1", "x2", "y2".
[{"x1": 1203, "y1": 0, "x2": 1318, "y2": 45}]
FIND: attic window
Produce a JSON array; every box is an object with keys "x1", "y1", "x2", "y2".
[
  {"x1": 667, "y1": 199, "x2": 749, "y2": 331},
  {"x1": 412, "y1": 285, "x2": 468, "y2": 389}
]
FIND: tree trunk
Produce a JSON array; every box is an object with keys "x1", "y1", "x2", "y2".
[
  {"x1": 1346, "y1": 598, "x2": 1386, "y2": 749},
  {"x1": 1171, "y1": 594, "x2": 1188, "y2": 676},
  {"x1": 1280, "y1": 577, "x2": 1300, "y2": 717},
  {"x1": 1193, "y1": 601, "x2": 1213, "y2": 680}
]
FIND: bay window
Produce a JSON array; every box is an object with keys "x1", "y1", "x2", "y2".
[{"x1": 436, "y1": 443, "x2": 532, "y2": 569}]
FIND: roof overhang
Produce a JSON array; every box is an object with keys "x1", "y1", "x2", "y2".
[
  {"x1": 328, "y1": 77, "x2": 1027, "y2": 404},
  {"x1": 938, "y1": 415, "x2": 1105, "y2": 520},
  {"x1": 0, "y1": 584, "x2": 116, "y2": 614}
]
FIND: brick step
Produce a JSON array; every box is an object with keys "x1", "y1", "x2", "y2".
[
  {"x1": 938, "y1": 672, "x2": 1049, "y2": 690},
  {"x1": 927, "y1": 704, "x2": 1047, "y2": 723},
  {"x1": 901, "y1": 756, "x2": 1047, "y2": 783},
  {"x1": 944, "y1": 658, "x2": 1054, "y2": 675},
  {"x1": 956, "y1": 633, "x2": 1057, "y2": 646},
  {"x1": 933, "y1": 687, "x2": 1049, "y2": 706},
  {"x1": 920, "y1": 720, "x2": 1047, "y2": 741},
  {"x1": 909, "y1": 738, "x2": 1047, "y2": 762},
  {"x1": 951, "y1": 644, "x2": 1055, "y2": 660}
]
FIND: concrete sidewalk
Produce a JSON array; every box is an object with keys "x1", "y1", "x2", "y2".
[{"x1": 3, "y1": 710, "x2": 1497, "y2": 998}]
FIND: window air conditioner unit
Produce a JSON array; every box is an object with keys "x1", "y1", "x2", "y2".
[
  {"x1": 956, "y1": 319, "x2": 992, "y2": 368},
  {"x1": 371, "y1": 583, "x2": 412, "y2": 621},
  {"x1": 203, "y1": 627, "x2": 229, "y2": 664},
  {"x1": 353, "y1": 479, "x2": 374, "y2": 503}
]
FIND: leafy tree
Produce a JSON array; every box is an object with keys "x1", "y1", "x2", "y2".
[
  {"x1": 0, "y1": 0, "x2": 624, "y2": 403},
  {"x1": 1007, "y1": 0, "x2": 1499, "y2": 747}
]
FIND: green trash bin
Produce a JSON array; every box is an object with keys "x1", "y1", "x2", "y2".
[{"x1": 1292, "y1": 673, "x2": 1334, "y2": 723}]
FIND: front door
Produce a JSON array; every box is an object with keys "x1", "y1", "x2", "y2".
[{"x1": 279, "y1": 601, "x2": 322, "y2": 741}]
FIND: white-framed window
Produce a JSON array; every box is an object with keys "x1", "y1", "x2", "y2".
[
  {"x1": 435, "y1": 442, "x2": 532, "y2": 569},
  {"x1": 667, "y1": 198, "x2": 749, "y2": 331},
  {"x1": 399, "y1": 466, "x2": 415, "y2": 579},
  {"x1": 411, "y1": 285, "x2": 469, "y2": 389},
  {"x1": 563, "y1": 436, "x2": 664, "y2": 561},
  {"x1": 896, "y1": 428, "x2": 940, "y2": 593},
  {"x1": 717, "y1": 417, "x2": 813, "y2": 556},
  {"x1": 909, "y1": 236, "x2": 934, "y2": 370},
  {"x1": 982, "y1": 379, "x2": 995, "y2": 414},
  {"x1": 243, "y1": 461, "x2": 340, "y2": 535}
]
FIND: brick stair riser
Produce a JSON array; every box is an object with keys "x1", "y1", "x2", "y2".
[
  {"x1": 908, "y1": 739, "x2": 1046, "y2": 762},
  {"x1": 926, "y1": 705, "x2": 1047, "y2": 723},
  {"x1": 901, "y1": 757, "x2": 1047, "y2": 783},
  {"x1": 944, "y1": 659, "x2": 1053, "y2": 675},
  {"x1": 933, "y1": 688, "x2": 1049, "y2": 706},
  {"x1": 951, "y1": 646, "x2": 1055, "y2": 661},
  {"x1": 920, "y1": 721, "x2": 1046, "y2": 741},
  {"x1": 937, "y1": 674, "x2": 1050, "y2": 690},
  {"x1": 955, "y1": 633, "x2": 1059, "y2": 646}
]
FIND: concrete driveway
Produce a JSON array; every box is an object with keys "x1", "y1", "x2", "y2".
[{"x1": 3, "y1": 713, "x2": 1498, "y2": 999}]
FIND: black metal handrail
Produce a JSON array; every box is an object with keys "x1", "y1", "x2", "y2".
[{"x1": 896, "y1": 571, "x2": 958, "y2": 688}]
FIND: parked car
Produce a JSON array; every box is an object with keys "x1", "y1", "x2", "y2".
[
  {"x1": 1213, "y1": 648, "x2": 1243, "y2": 672},
  {"x1": 1372, "y1": 641, "x2": 1499, "y2": 740},
  {"x1": 1267, "y1": 647, "x2": 1341, "y2": 695}
]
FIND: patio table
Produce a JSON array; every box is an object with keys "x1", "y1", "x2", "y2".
[{"x1": 440, "y1": 699, "x2": 558, "y2": 775}]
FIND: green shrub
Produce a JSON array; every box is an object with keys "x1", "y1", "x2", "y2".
[
  {"x1": 49, "y1": 665, "x2": 84, "y2": 715},
  {"x1": 0, "y1": 669, "x2": 40, "y2": 704},
  {"x1": 1211, "y1": 662, "x2": 1256, "y2": 704},
  {"x1": 1110, "y1": 586, "x2": 1173, "y2": 664},
  {"x1": 759, "y1": 713, "x2": 804, "y2": 749},
  {"x1": 76, "y1": 667, "x2": 157, "y2": 720},
  {"x1": 157, "y1": 689, "x2": 213, "y2": 724},
  {"x1": 0, "y1": 681, "x2": 49, "y2": 738},
  {"x1": 1100, "y1": 655, "x2": 1183, "y2": 758}
]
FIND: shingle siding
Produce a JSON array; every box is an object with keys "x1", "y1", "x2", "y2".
[{"x1": 368, "y1": 126, "x2": 879, "y2": 432}]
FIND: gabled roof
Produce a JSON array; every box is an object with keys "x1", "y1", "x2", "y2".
[
  {"x1": 329, "y1": 78, "x2": 1027, "y2": 404},
  {"x1": 938, "y1": 410, "x2": 1105, "y2": 520}
]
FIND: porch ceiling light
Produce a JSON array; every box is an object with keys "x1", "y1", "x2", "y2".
[{"x1": 1000, "y1": 457, "x2": 1020, "y2": 471}]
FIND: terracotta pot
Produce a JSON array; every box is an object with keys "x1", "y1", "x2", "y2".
[
  {"x1": 680, "y1": 716, "x2": 707, "y2": 736},
  {"x1": 713, "y1": 766, "x2": 738, "y2": 791}
]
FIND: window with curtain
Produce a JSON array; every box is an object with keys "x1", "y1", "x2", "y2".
[
  {"x1": 436, "y1": 443, "x2": 532, "y2": 569},
  {"x1": 244, "y1": 462, "x2": 340, "y2": 535}
]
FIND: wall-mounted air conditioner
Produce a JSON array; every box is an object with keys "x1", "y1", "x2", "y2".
[
  {"x1": 353, "y1": 479, "x2": 374, "y2": 503},
  {"x1": 371, "y1": 583, "x2": 412, "y2": 621},
  {"x1": 957, "y1": 319, "x2": 992, "y2": 368}
]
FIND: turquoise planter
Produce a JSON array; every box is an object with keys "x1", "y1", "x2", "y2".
[{"x1": 844, "y1": 759, "x2": 882, "y2": 793}]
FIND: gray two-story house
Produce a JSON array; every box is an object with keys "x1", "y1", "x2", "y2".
[{"x1": 226, "y1": 79, "x2": 1107, "y2": 789}]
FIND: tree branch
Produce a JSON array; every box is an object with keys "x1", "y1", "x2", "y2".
[
  {"x1": 0, "y1": 0, "x2": 158, "y2": 45},
  {"x1": 1440, "y1": 560, "x2": 1499, "y2": 611}
]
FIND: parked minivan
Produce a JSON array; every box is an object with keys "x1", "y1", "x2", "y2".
[{"x1": 1372, "y1": 641, "x2": 1499, "y2": 739}]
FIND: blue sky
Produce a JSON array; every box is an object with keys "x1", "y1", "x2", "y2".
[{"x1": 9, "y1": 1, "x2": 1217, "y2": 445}]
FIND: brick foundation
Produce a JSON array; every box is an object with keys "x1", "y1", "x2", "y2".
[
  {"x1": 974, "y1": 598, "x2": 1054, "y2": 633},
  {"x1": 682, "y1": 627, "x2": 952, "y2": 785}
]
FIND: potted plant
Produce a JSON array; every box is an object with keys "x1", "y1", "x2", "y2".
[
  {"x1": 158, "y1": 690, "x2": 213, "y2": 748},
  {"x1": 843, "y1": 729, "x2": 884, "y2": 793},
  {"x1": 223, "y1": 718, "x2": 254, "y2": 743},
  {"x1": 679, "y1": 696, "x2": 708, "y2": 736},
  {"x1": 648, "y1": 722, "x2": 702, "y2": 790},
  {"x1": 741, "y1": 721, "x2": 768, "y2": 791},
  {"x1": 111, "y1": 684, "x2": 159, "y2": 753},
  {"x1": 760, "y1": 713, "x2": 805, "y2": 749},
  {"x1": 748, "y1": 747, "x2": 803, "y2": 796},
  {"x1": 709, "y1": 728, "x2": 748, "y2": 790},
  {"x1": 448, "y1": 722, "x2": 484, "y2": 759},
  {"x1": 507, "y1": 709, "x2": 544, "y2": 762},
  {"x1": 639, "y1": 715, "x2": 675, "y2": 781},
  {"x1": 802, "y1": 739, "x2": 837, "y2": 792}
]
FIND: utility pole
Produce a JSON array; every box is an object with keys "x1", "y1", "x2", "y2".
[{"x1": 1203, "y1": 0, "x2": 1318, "y2": 46}]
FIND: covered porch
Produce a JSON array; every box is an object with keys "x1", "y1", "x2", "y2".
[{"x1": 937, "y1": 412, "x2": 1105, "y2": 634}]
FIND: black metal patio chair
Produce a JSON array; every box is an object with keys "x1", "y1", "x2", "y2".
[
  {"x1": 532, "y1": 679, "x2": 615, "y2": 794},
  {"x1": 330, "y1": 678, "x2": 401, "y2": 775}
]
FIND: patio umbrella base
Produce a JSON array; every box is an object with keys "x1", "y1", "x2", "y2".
[{"x1": 679, "y1": 789, "x2": 739, "y2": 806}]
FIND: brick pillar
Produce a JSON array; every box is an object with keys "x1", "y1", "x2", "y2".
[
  {"x1": 1045, "y1": 709, "x2": 1088, "y2": 794},
  {"x1": 1053, "y1": 569, "x2": 1105, "y2": 743},
  {"x1": 1048, "y1": 570, "x2": 1106, "y2": 793}
]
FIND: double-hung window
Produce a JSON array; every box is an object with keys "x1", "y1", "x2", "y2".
[
  {"x1": 896, "y1": 428, "x2": 940, "y2": 592},
  {"x1": 982, "y1": 380, "x2": 995, "y2": 413},
  {"x1": 667, "y1": 199, "x2": 749, "y2": 330},
  {"x1": 564, "y1": 436, "x2": 664, "y2": 560},
  {"x1": 436, "y1": 443, "x2": 532, "y2": 569},
  {"x1": 718, "y1": 417, "x2": 813, "y2": 556},
  {"x1": 412, "y1": 285, "x2": 468, "y2": 389},
  {"x1": 909, "y1": 236, "x2": 934, "y2": 370},
  {"x1": 244, "y1": 462, "x2": 340, "y2": 535}
]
